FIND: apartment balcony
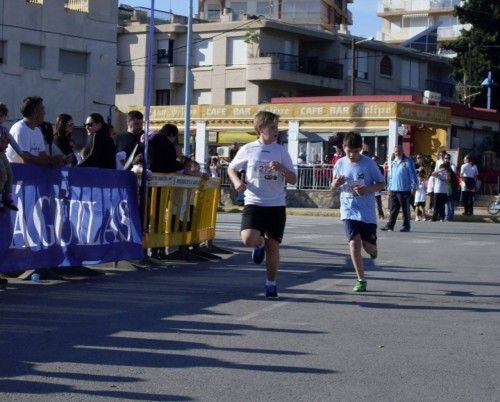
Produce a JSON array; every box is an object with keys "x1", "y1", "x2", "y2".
[
  {"x1": 426, "y1": 79, "x2": 455, "y2": 98},
  {"x1": 378, "y1": 0, "x2": 462, "y2": 15},
  {"x1": 378, "y1": 23, "x2": 467, "y2": 43},
  {"x1": 247, "y1": 53, "x2": 344, "y2": 89}
]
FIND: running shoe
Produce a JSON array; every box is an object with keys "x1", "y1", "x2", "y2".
[
  {"x1": 369, "y1": 249, "x2": 378, "y2": 260},
  {"x1": 380, "y1": 226, "x2": 393, "y2": 232},
  {"x1": 252, "y1": 244, "x2": 265, "y2": 264},
  {"x1": 265, "y1": 284, "x2": 278, "y2": 298},
  {"x1": 353, "y1": 280, "x2": 367, "y2": 292}
]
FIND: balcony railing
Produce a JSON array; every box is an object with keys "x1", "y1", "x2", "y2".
[
  {"x1": 64, "y1": 0, "x2": 89, "y2": 13},
  {"x1": 378, "y1": 0, "x2": 462, "y2": 13},
  {"x1": 426, "y1": 79, "x2": 455, "y2": 98},
  {"x1": 261, "y1": 52, "x2": 343, "y2": 80}
]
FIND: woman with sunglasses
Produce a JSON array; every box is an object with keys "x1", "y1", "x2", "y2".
[{"x1": 78, "y1": 113, "x2": 116, "y2": 169}]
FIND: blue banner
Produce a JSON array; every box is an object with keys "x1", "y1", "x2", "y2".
[{"x1": 0, "y1": 164, "x2": 144, "y2": 272}]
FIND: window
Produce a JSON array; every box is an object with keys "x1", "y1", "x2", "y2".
[
  {"x1": 207, "y1": 7, "x2": 221, "y2": 20},
  {"x1": 227, "y1": 37, "x2": 247, "y2": 65},
  {"x1": 59, "y1": 50, "x2": 88, "y2": 74},
  {"x1": 226, "y1": 89, "x2": 246, "y2": 104},
  {"x1": 0, "y1": 42, "x2": 4, "y2": 64},
  {"x1": 64, "y1": 0, "x2": 89, "y2": 13},
  {"x1": 379, "y1": 55, "x2": 393, "y2": 76},
  {"x1": 256, "y1": 1, "x2": 272, "y2": 17},
  {"x1": 20, "y1": 44, "x2": 43, "y2": 70},
  {"x1": 401, "y1": 60, "x2": 420, "y2": 89},
  {"x1": 26, "y1": 0, "x2": 43, "y2": 4},
  {"x1": 156, "y1": 89, "x2": 170, "y2": 105},
  {"x1": 193, "y1": 90, "x2": 212, "y2": 105},
  {"x1": 355, "y1": 50, "x2": 368, "y2": 79},
  {"x1": 230, "y1": 2, "x2": 247, "y2": 20},
  {"x1": 157, "y1": 39, "x2": 173, "y2": 64},
  {"x1": 192, "y1": 40, "x2": 213, "y2": 66}
]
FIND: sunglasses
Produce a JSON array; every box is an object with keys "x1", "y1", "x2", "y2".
[{"x1": 84, "y1": 122, "x2": 94, "y2": 127}]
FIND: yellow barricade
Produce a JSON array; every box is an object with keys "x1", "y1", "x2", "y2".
[
  {"x1": 142, "y1": 174, "x2": 220, "y2": 249},
  {"x1": 192, "y1": 177, "x2": 221, "y2": 244}
]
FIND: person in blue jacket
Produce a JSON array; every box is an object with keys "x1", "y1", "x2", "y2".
[{"x1": 381, "y1": 144, "x2": 417, "y2": 232}]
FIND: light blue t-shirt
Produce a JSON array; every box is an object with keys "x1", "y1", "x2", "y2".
[{"x1": 333, "y1": 155, "x2": 385, "y2": 224}]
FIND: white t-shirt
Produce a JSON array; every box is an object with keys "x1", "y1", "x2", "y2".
[
  {"x1": 228, "y1": 140, "x2": 296, "y2": 206},
  {"x1": 415, "y1": 177, "x2": 427, "y2": 203},
  {"x1": 6, "y1": 120, "x2": 46, "y2": 163},
  {"x1": 432, "y1": 171, "x2": 448, "y2": 194},
  {"x1": 460, "y1": 163, "x2": 478, "y2": 178}
]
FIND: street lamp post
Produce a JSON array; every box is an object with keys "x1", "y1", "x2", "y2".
[
  {"x1": 481, "y1": 71, "x2": 497, "y2": 110},
  {"x1": 350, "y1": 36, "x2": 373, "y2": 96}
]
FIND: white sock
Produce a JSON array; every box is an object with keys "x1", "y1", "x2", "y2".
[{"x1": 266, "y1": 280, "x2": 276, "y2": 286}]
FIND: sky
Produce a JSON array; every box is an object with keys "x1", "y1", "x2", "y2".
[{"x1": 121, "y1": 0, "x2": 380, "y2": 39}]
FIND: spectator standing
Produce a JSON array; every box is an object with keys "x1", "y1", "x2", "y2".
[
  {"x1": 148, "y1": 124, "x2": 183, "y2": 174},
  {"x1": 414, "y1": 168, "x2": 428, "y2": 221},
  {"x1": 0, "y1": 103, "x2": 19, "y2": 213},
  {"x1": 435, "y1": 150, "x2": 457, "y2": 173},
  {"x1": 6, "y1": 96, "x2": 52, "y2": 166},
  {"x1": 209, "y1": 156, "x2": 220, "y2": 178},
  {"x1": 431, "y1": 163, "x2": 450, "y2": 221},
  {"x1": 115, "y1": 110, "x2": 144, "y2": 165},
  {"x1": 443, "y1": 158, "x2": 460, "y2": 221},
  {"x1": 330, "y1": 145, "x2": 345, "y2": 166},
  {"x1": 460, "y1": 154, "x2": 479, "y2": 216},
  {"x1": 371, "y1": 155, "x2": 385, "y2": 219},
  {"x1": 148, "y1": 124, "x2": 184, "y2": 261},
  {"x1": 228, "y1": 111, "x2": 297, "y2": 298},
  {"x1": 39, "y1": 121, "x2": 68, "y2": 167},
  {"x1": 331, "y1": 132, "x2": 385, "y2": 292},
  {"x1": 381, "y1": 145, "x2": 418, "y2": 232},
  {"x1": 229, "y1": 142, "x2": 240, "y2": 161},
  {"x1": 53, "y1": 114, "x2": 77, "y2": 166},
  {"x1": 78, "y1": 113, "x2": 116, "y2": 169}
]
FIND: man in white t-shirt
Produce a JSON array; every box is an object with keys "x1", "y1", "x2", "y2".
[
  {"x1": 6, "y1": 96, "x2": 51, "y2": 165},
  {"x1": 228, "y1": 111, "x2": 297, "y2": 298}
]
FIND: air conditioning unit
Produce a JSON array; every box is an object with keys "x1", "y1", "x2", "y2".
[
  {"x1": 423, "y1": 90, "x2": 441, "y2": 105},
  {"x1": 217, "y1": 146, "x2": 229, "y2": 157}
]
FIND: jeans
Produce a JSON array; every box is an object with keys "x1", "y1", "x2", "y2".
[{"x1": 445, "y1": 195, "x2": 455, "y2": 221}]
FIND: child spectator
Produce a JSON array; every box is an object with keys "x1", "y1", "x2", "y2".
[{"x1": 414, "y1": 168, "x2": 428, "y2": 221}]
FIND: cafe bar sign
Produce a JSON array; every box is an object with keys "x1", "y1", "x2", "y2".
[{"x1": 130, "y1": 102, "x2": 451, "y2": 127}]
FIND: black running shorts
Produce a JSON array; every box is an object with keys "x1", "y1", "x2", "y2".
[{"x1": 240, "y1": 205, "x2": 286, "y2": 243}]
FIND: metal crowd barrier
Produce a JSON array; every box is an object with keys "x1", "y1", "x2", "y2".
[
  {"x1": 142, "y1": 173, "x2": 221, "y2": 250},
  {"x1": 218, "y1": 164, "x2": 334, "y2": 190}
]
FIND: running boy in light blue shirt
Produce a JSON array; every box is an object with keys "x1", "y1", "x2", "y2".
[{"x1": 331, "y1": 132, "x2": 385, "y2": 292}]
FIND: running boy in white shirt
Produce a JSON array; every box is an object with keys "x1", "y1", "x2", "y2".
[
  {"x1": 331, "y1": 132, "x2": 385, "y2": 292},
  {"x1": 228, "y1": 111, "x2": 297, "y2": 298}
]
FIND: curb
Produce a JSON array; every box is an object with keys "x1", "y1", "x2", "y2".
[{"x1": 219, "y1": 207, "x2": 499, "y2": 223}]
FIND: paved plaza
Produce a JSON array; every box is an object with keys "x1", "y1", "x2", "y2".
[{"x1": 0, "y1": 214, "x2": 499, "y2": 401}]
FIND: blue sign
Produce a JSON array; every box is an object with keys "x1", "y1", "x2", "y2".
[{"x1": 0, "y1": 164, "x2": 144, "y2": 272}]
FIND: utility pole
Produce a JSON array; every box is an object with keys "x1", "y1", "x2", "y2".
[{"x1": 183, "y1": 0, "x2": 193, "y2": 157}]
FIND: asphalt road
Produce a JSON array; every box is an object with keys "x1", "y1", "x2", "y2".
[{"x1": 0, "y1": 214, "x2": 499, "y2": 401}]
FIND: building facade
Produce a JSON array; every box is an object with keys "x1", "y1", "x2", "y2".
[
  {"x1": 198, "y1": 0, "x2": 353, "y2": 33},
  {"x1": 376, "y1": 0, "x2": 470, "y2": 53},
  {"x1": 0, "y1": 0, "x2": 117, "y2": 127},
  {"x1": 116, "y1": 9, "x2": 455, "y2": 130}
]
